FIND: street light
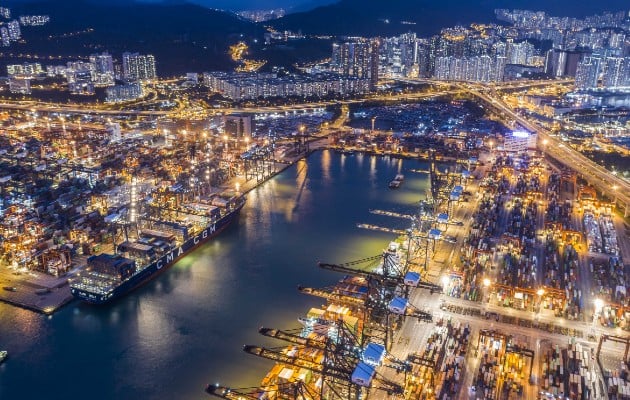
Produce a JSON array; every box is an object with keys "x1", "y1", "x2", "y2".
[
  {"x1": 536, "y1": 288, "x2": 545, "y2": 318},
  {"x1": 440, "y1": 276, "x2": 450, "y2": 294},
  {"x1": 592, "y1": 298, "x2": 605, "y2": 331},
  {"x1": 593, "y1": 298, "x2": 604, "y2": 313}
]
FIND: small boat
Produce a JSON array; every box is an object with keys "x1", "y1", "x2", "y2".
[
  {"x1": 0, "y1": 350, "x2": 7, "y2": 363},
  {"x1": 389, "y1": 174, "x2": 404, "y2": 189},
  {"x1": 3, "y1": 286, "x2": 17, "y2": 292},
  {"x1": 388, "y1": 180, "x2": 401, "y2": 189}
]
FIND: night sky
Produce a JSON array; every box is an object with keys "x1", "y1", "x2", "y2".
[
  {"x1": 6, "y1": 0, "x2": 628, "y2": 13},
  {"x1": 8, "y1": 0, "x2": 337, "y2": 11}
]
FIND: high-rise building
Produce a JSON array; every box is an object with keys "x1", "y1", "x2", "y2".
[
  {"x1": 106, "y1": 83, "x2": 143, "y2": 103},
  {"x1": 608, "y1": 33, "x2": 626, "y2": 50},
  {"x1": 565, "y1": 51, "x2": 585, "y2": 77},
  {"x1": 122, "y1": 52, "x2": 156, "y2": 81},
  {"x1": 331, "y1": 39, "x2": 379, "y2": 90},
  {"x1": 547, "y1": 49, "x2": 567, "y2": 78},
  {"x1": 433, "y1": 55, "x2": 505, "y2": 83},
  {"x1": 0, "y1": 7, "x2": 10, "y2": 19},
  {"x1": 89, "y1": 52, "x2": 115, "y2": 87},
  {"x1": 7, "y1": 62, "x2": 43, "y2": 77},
  {"x1": 603, "y1": 57, "x2": 628, "y2": 88},
  {"x1": 494, "y1": 56, "x2": 507, "y2": 82},
  {"x1": 0, "y1": 27, "x2": 9, "y2": 47},
  {"x1": 7, "y1": 20, "x2": 20, "y2": 40},
  {"x1": 507, "y1": 41, "x2": 535, "y2": 65},
  {"x1": 575, "y1": 57, "x2": 600, "y2": 90},
  {"x1": 66, "y1": 61, "x2": 95, "y2": 94},
  {"x1": 19, "y1": 15, "x2": 50, "y2": 26}
]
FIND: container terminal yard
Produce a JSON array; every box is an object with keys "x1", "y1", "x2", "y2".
[
  {"x1": 206, "y1": 146, "x2": 630, "y2": 400},
  {"x1": 0, "y1": 110, "x2": 300, "y2": 312},
  {"x1": 0, "y1": 93, "x2": 629, "y2": 399}
]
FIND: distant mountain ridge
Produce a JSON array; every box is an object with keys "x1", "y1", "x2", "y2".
[{"x1": 272, "y1": 0, "x2": 630, "y2": 36}]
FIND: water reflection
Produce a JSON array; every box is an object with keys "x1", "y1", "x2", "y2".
[
  {"x1": 369, "y1": 154, "x2": 377, "y2": 186},
  {"x1": 356, "y1": 151, "x2": 364, "y2": 167},
  {"x1": 321, "y1": 149, "x2": 331, "y2": 183},
  {"x1": 288, "y1": 159, "x2": 310, "y2": 222}
]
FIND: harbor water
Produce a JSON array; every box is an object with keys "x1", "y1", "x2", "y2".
[{"x1": 0, "y1": 150, "x2": 431, "y2": 400}]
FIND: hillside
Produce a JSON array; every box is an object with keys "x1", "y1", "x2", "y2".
[
  {"x1": 272, "y1": 0, "x2": 629, "y2": 37},
  {"x1": 5, "y1": 0, "x2": 263, "y2": 75}
]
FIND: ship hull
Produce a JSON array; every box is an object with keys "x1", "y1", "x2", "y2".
[{"x1": 71, "y1": 202, "x2": 244, "y2": 304}]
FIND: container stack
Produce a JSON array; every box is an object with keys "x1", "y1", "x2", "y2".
[
  {"x1": 599, "y1": 214, "x2": 619, "y2": 256},
  {"x1": 607, "y1": 369, "x2": 630, "y2": 399},
  {"x1": 584, "y1": 211, "x2": 603, "y2": 253},
  {"x1": 474, "y1": 334, "x2": 505, "y2": 399},
  {"x1": 541, "y1": 344, "x2": 564, "y2": 398},
  {"x1": 407, "y1": 318, "x2": 470, "y2": 399},
  {"x1": 591, "y1": 257, "x2": 629, "y2": 329},
  {"x1": 541, "y1": 341, "x2": 598, "y2": 400}
]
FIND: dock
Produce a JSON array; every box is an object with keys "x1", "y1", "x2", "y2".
[{"x1": 0, "y1": 267, "x2": 75, "y2": 314}]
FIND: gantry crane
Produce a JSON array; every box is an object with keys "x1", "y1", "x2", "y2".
[
  {"x1": 316, "y1": 250, "x2": 437, "y2": 350},
  {"x1": 243, "y1": 321, "x2": 406, "y2": 400},
  {"x1": 318, "y1": 250, "x2": 442, "y2": 293},
  {"x1": 241, "y1": 143, "x2": 276, "y2": 183}
]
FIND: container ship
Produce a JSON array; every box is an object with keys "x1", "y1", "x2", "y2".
[{"x1": 70, "y1": 186, "x2": 245, "y2": 304}]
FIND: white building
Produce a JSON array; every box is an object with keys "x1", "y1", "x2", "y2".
[
  {"x1": 503, "y1": 131, "x2": 537, "y2": 152},
  {"x1": 7, "y1": 62, "x2": 43, "y2": 77}
]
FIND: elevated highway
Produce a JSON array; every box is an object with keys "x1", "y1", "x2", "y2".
[
  {"x1": 466, "y1": 86, "x2": 630, "y2": 215},
  {"x1": 0, "y1": 78, "x2": 565, "y2": 118}
]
